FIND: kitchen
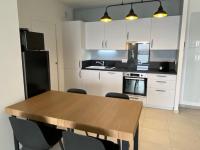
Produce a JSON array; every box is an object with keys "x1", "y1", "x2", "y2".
[
  {"x1": 1, "y1": 0, "x2": 200, "y2": 150},
  {"x1": 63, "y1": 13, "x2": 180, "y2": 110}
]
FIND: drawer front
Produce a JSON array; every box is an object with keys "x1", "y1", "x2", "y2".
[
  {"x1": 148, "y1": 74, "x2": 176, "y2": 81},
  {"x1": 147, "y1": 88, "x2": 175, "y2": 108},
  {"x1": 148, "y1": 79, "x2": 176, "y2": 89}
]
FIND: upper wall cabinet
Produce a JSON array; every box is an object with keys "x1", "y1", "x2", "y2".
[
  {"x1": 151, "y1": 16, "x2": 180, "y2": 50},
  {"x1": 85, "y1": 22, "x2": 105, "y2": 50},
  {"x1": 85, "y1": 21, "x2": 127, "y2": 50},
  {"x1": 104, "y1": 20, "x2": 127, "y2": 50},
  {"x1": 126, "y1": 18, "x2": 151, "y2": 42},
  {"x1": 85, "y1": 16, "x2": 180, "y2": 51}
]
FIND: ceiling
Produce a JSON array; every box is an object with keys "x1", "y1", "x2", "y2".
[{"x1": 60, "y1": 0, "x2": 168, "y2": 9}]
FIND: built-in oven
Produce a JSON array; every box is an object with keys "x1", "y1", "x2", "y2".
[{"x1": 123, "y1": 72, "x2": 147, "y2": 97}]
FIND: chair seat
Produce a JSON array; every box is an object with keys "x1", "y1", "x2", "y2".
[
  {"x1": 99, "y1": 138, "x2": 120, "y2": 150},
  {"x1": 63, "y1": 131, "x2": 119, "y2": 150}
]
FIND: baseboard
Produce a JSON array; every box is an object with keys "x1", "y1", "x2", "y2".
[{"x1": 179, "y1": 104, "x2": 200, "y2": 109}]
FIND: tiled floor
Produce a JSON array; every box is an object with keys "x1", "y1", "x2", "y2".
[
  {"x1": 139, "y1": 107, "x2": 200, "y2": 150},
  {"x1": 53, "y1": 107, "x2": 200, "y2": 150}
]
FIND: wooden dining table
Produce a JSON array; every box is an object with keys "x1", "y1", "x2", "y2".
[{"x1": 5, "y1": 91, "x2": 142, "y2": 150}]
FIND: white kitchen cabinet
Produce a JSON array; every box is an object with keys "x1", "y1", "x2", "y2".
[
  {"x1": 64, "y1": 69, "x2": 83, "y2": 90},
  {"x1": 100, "y1": 71, "x2": 123, "y2": 96},
  {"x1": 85, "y1": 21, "x2": 126, "y2": 50},
  {"x1": 151, "y1": 16, "x2": 180, "y2": 50},
  {"x1": 104, "y1": 21, "x2": 127, "y2": 50},
  {"x1": 147, "y1": 74, "x2": 177, "y2": 109},
  {"x1": 81, "y1": 70, "x2": 102, "y2": 96},
  {"x1": 63, "y1": 21, "x2": 84, "y2": 90},
  {"x1": 126, "y1": 18, "x2": 151, "y2": 42},
  {"x1": 147, "y1": 88, "x2": 175, "y2": 109},
  {"x1": 85, "y1": 22, "x2": 105, "y2": 50}
]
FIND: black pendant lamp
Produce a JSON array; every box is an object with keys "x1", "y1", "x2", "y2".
[
  {"x1": 153, "y1": 2, "x2": 168, "y2": 18},
  {"x1": 125, "y1": 4, "x2": 138, "y2": 20},
  {"x1": 100, "y1": 9, "x2": 112, "y2": 23}
]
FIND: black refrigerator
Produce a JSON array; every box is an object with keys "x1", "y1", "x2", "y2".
[{"x1": 20, "y1": 29, "x2": 51, "y2": 99}]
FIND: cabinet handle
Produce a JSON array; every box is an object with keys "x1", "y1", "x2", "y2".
[
  {"x1": 99, "y1": 72, "x2": 101, "y2": 80},
  {"x1": 127, "y1": 32, "x2": 129, "y2": 40},
  {"x1": 157, "y1": 75, "x2": 167, "y2": 78},
  {"x1": 108, "y1": 72, "x2": 115, "y2": 75},
  {"x1": 79, "y1": 60, "x2": 81, "y2": 68},
  {"x1": 156, "y1": 90, "x2": 166, "y2": 92},
  {"x1": 102, "y1": 41, "x2": 104, "y2": 48},
  {"x1": 79, "y1": 71, "x2": 82, "y2": 78},
  {"x1": 151, "y1": 39, "x2": 154, "y2": 48},
  {"x1": 156, "y1": 81, "x2": 167, "y2": 83},
  {"x1": 105, "y1": 40, "x2": 108, "y2": 48}
]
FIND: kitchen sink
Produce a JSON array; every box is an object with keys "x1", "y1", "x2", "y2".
[{"x1": 85, "y1": 66, "x2": 116, "y2": 70}]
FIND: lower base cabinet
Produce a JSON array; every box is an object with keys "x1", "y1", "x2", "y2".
[
  {"x1": 81, "y1": 70, "x2": 123, "y2": 96},
  {"x1": 146, "y1": 74, "x2": 177, "y2": 110},
  {"x1": 100, "y1": 71, "x2": 123, "y2": 96},
  {"x1": 81, "y1": 70, "x2": 101, "y2": 96},
  {"x1": 147, "y1": 88, "x2": 175, "y2": 109},
  {"x1": 65, "y1": 70, "x2": 177, "y2": 110},
  {"x1": 64, "y1": 69, "x2": 83, "y2": 91}
]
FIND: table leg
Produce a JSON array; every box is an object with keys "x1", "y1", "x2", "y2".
[
  {"x1": 134, "y1": 125, "x2": 139, "y2": 150},
  {"x1": 13, "y1": 134, "x2": 19, "y2": 150}
]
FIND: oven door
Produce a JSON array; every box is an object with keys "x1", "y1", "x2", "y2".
[{"x1": 123, "y1": 77, "x2": 147, "y2": 96}]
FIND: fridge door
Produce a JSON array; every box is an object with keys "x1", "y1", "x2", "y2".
[{"x1": 22, "y1": 51, "x2": 51, "y2": 99}]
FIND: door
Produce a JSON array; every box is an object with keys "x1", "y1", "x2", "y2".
[
  {"x1": 151, "y1": 16, "x2": 180, "y2": 50},
  {"x1": 126, "y1": 18, "x2": 151, "y2": 42},
  {"x1": 85, "y1": 22, "x2": 105, "y2": 50},
  {"x1": 105, "y1": 20, "x2": 127, "y2": 50},
  {"x1": 182, "y1": 12, "x2": 200, "y2": 106},
  {"x1": 100, "y1": 71, "x2": 123, "y2": 96},
  {"x1": 31, "y1": 21, "x2": 59, "y2": 90}
]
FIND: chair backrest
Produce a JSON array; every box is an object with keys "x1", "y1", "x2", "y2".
[
  {"x1": 9, "y1": 117, "x2": 50, "y2": 150},
  {"x1": 105, "y1": 92, "x2": 129, "y2": 100},
  {"x1": 67, "y1": 88, "x2": 87, "y2": 94},
  {"x1": 63, "y1": 131, "x2": 105, "y2": 150}
]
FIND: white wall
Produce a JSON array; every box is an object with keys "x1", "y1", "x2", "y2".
[
  {"x1": 17, "y1": 0, "x2": 73, "y2": 91},
  {"x1": 0, "y1": 0, "x2": 25, "y2": 149}
]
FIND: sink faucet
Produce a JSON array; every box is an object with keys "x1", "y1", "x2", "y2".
[{"x1": 96, "y1": 60, "x2": 104, "y2": 66}]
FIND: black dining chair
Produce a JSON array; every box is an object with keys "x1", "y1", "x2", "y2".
[
  {"x1": 105, "y1": 92, "x2": 129, "y2": 100},
  {"x1": 67, "y1": 88, "x2": 87, "y2": 94},
  {"x1": 9, "y1": 117, "x2": 64, "y2": 150},
  {"x1": 62, "y1": 131, "x2": 120, "y2": 150}
]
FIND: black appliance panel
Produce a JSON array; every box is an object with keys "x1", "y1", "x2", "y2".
[
  {"x1": 20, "y1": 29, "x2": 45, "y2": 51},
  {"x1": 123, "y1": 76, "x2": 147, "y2": 96},
  {"x1": 22, "y1": 51, "x2": 50, "y2": 98}
]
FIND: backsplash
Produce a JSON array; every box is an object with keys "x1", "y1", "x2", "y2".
[
  {"x1": 84, "y1": 50, "x2": 178, "y2": 62},
  {"x1": 84, "y1": 50, "x2": 128, "y2": 60}
]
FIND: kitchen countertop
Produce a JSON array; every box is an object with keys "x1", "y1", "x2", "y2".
[{"x1": 82, "y1": 68, "x2": 177, "y2": 75}]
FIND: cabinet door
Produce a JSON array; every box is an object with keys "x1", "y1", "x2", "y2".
[
  {"x1": 105, "y1": 20, "x2": 127, "y2": 50},
  {"x1": 126, "y1": 18, "x2": 151, "y2": 42},
  {"x1": 81, "y1": 70, "x2": 102, "y2": 96},
  {"x1": 147, "y1": 88, "x2": 175, "y2": 109},
  {"x1": 64, "y1": 69, "x2": 83, "y2": 90},
  {"x1": 100, "y1": 71, "x2": 123, "y2": 96},
  {"x1": 151, "y1": 16, "x2": 180, "y2": 50},
  {"x1": 85, "y1": 22, "x2": 105, "y2": 50},
  {"x1": 63, "y1": 21, "x2": 84, "y2": 69}
]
